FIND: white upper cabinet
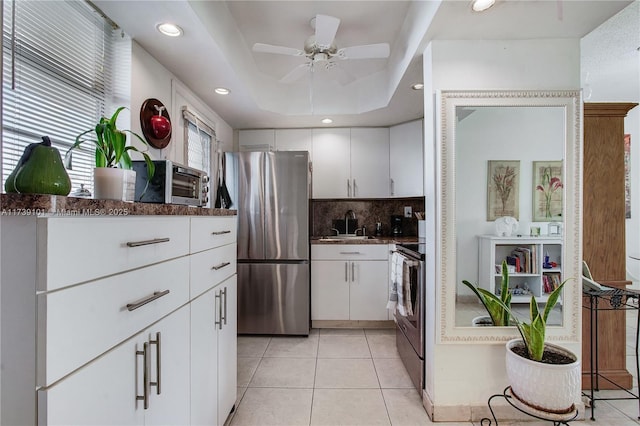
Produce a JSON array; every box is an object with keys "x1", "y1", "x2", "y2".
[
  {"x1": 350, "y1": 128, "x2": 390, "y2": 198},
  {"x1": 312, "y1": 128, "x2": 351, "y2": 198},
  {"x1": 238, "y1": 129, "x2": 275, "y2": 151},
  {"x1": 312, "y1": 127, "x2": 390, "y2": 199},
  {"x1": 275, "y1": 129, "x2": 312, "y2": 158},
  {"x1": 389, "y1": 119, "x2": 424, "y2": 197}
]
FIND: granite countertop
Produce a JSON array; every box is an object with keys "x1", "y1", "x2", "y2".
[
  {"x1": 0, "y1": 193, "x2": 237, "y2": 216},
  {"x1": 310, "y1": 236, "x2": 419, "y2": 245}
]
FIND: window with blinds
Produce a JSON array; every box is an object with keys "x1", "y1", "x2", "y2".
[
  {"x1": 2, "y1": 0, "x2": 125, "y2": 192},
  {"x1": 183, "y1": 108, "x2": 214, "y2": 207}
]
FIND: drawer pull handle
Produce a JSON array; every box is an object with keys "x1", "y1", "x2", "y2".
[
  {"x1": 211, "y1": 262, "x2": 231, "y2": 271},
  {"x1": 126, "y1": 290, "x2": 170, "y2": 311},
  {"x1": 339, "y1": 251, "x2": 361, "y2": 255},
  {"x1": 149, "y1": 332, "x2": 161, "y2": 395},
  {"x1": 136, "y1": 342, "x2": 150, "y2": 409},
  {"x1": 211, "y1": 230, "x2": 232, "y2": 235},
  {"x1": 126, "y1": 237, "x2": 170, "y2": 248}
]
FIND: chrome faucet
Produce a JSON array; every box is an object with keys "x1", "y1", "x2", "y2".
[
  {"x1": 330, "y1": 227, "x2": 340, "y2": 236},
  {"x1": 345, "y1": 210, "x2": 356, "y2": 235}
]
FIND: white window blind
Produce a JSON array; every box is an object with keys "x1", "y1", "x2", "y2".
[
  {"x1": 2, "y1": 0, "x2": 121, "y2": 192},
  {"x1": 183, "y1": 108, "x2": 214, "y2": 208}
]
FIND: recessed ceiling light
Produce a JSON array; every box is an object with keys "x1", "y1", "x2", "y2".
[
  {"x1": 156, "y1": 23, "x2": 183, "y2": 37},
  {"x1": 214, "y1": 87, "x2": 230, "y2": 95},
  {"x1": 321, "y1": 118, "x2": 333, "y2": 124},
  {"x1": 471, "y1": 0, "x2": 495, "y2": 12},
  {"x1": 412, "y1": 83, "x2": 424, "y2": 90}
]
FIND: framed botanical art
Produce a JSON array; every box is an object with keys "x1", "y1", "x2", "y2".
[
  {"x1": 533, "y1": 161, "x2": 563, "y2": 222},
  {"x1": 487, "y1": 160, "x2": 520, "y2": 221}
]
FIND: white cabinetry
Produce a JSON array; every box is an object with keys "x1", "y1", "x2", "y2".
[
  {"x1": 312, "y1": 128, "x2": 390, "y2": 199},
  {"x1": 478, "y1": 235, "x2": 563, "y2": 303},
  {"x1": 275, "y1": 128, "x2": 312, "y2": 158},
  {"x1": 390, "y1": 119, "x2": 424, "y2": 197},
  {"x1": 1, "y1": 214, "x2": 238, "y2": 426},
  {"x1": 239, "y1": 129, "x2": 275, "y2": 151},
  {"x1": 311, "y1": 244, "x2": 389, "y2": 320}
]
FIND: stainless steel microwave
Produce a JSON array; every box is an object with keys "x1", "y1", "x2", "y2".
[{"x1": 132, "y1": 160, "x2": 209, "y2": 206}]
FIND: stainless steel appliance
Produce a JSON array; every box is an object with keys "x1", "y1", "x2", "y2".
[
  {"x1": 394, "y1": 243, "x2": 425, "y2": 393},
  {"x1": 226, "y1": 151, "x2": 310, "y2": 336},
  {"x1": 391, "y1": 215, "x2": 403, "y2": 237},
  {"x1": 131, "y1": 160, "x2": 209, "y2": 206}
]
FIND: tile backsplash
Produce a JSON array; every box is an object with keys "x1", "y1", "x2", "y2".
[{"x1": 311, "y1": 197, "x2": 425, "y2": 237}]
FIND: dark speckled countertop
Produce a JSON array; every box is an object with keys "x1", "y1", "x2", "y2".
[
  {"x1": 310, "y1": 236, "x2": 419, "y2": 245},
  {"x1": 0, "y1": 193, "x2": 237, "y2": 216}
]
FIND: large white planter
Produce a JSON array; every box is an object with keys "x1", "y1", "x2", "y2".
[
  {"x1": 505, "y1": 338, "x2": 580, "y2": 414},
  {"x1": 93, "y1": 167, "x2": 136, "y2": 202}
]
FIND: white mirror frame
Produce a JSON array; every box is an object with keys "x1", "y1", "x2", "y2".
[{"x1": 437, "y1": 90, "x2": 582, "y2": 343}]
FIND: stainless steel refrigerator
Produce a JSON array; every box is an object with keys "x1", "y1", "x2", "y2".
[{"x1": 225, "y1": 151, "x2": 310, "y2": 336}]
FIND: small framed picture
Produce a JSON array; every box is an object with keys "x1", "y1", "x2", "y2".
[{"x1": 548, "y1": 222, "x2": 562, "y2": 236}]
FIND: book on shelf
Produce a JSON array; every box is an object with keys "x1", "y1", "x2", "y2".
[{"x1": 543, "y1": 272, "x2": 562, "y2": 294}]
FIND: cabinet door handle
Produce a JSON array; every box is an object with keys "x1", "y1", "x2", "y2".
[
  {"x1": 211, "y1": 230, "x2": 231, "y2": 235},
  {"x1": 345, "y1": 262, "x2": 348, "y2": 282},
  {"x1": 126, "y1": 290, "x2": 170, "y2": 311},
  {"x1": 347, "y1": 179, "x2": 351, "y2": 197},
  {"x1": 390, "y1": 178, "x2": 395, "y2": 196},
  {"x1": 149, "y1": 332, "x2": 161, "y2": 395},
  {"x1": 126, "y1": 237, "x2": 170, "y2": 248},
  {"x1": 211, "y1": 261, "x2": 231, "y2": 271},
  {"x1": 222, "y1": 287, "x2": 228, "y2": 326},
  {"x1": 351, "y1": 262, "x2": 355, "y2": 282},
  {"x1": 353, "y1": 179, "x2": 357, "y2": 197},
  {"x1": 215, "y1": 291, "x2": 223, "y2": 330},
  {"x1": 339, "y1": 251, "x2": 361, "y2": 255},
  {"x1": 136, "y1": 342, "x2": 150, "y2": 409}
]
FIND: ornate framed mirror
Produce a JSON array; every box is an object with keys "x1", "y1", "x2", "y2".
[{"x1": 437, "y1": 90, "x2": 582, "y2": 343}]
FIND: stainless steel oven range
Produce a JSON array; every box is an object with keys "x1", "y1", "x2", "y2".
[{"x1": 393, "y1": 243, "x2": 425, "y2": 394}]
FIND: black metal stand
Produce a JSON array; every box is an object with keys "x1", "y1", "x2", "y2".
[
  {"x1": 481, "y1": 386, "x2": 578, "y2": 425},
  {"x1": 582, "y1": 287, "x2": 640, "y2": 421}
]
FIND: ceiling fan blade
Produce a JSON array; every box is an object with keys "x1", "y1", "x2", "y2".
[
  {"x1": 337, "y1": 43, "x2": 390, "y2": 60},
  {"x1": 314, "y1": 14, "x2": 340, "y2": 48},
  {"x1": 253, "y1": 43, "x2": 304, "y2": 56},
  {"x1": 280, "y1": 63, "x2": 311, "y2": 84}
]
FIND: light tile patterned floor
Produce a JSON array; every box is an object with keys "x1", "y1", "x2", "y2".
[{"x1": 228, "y1": 319, "x2": 640, "y2": 425}]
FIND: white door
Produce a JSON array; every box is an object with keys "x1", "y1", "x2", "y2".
[
  {"x1": 143, "y1": 306, "x2": 191, "y2": 426},
  {"x1": 390, "y1": 120, "x2": 424, "y2": 197},
  {"x1": 311, "y1": 260, "x2": 350, "y2": 320},
  {"x1": 350, "y1": 260, "x2": 390, "y2": 320},
  {"x1": 37, "y1": 337, "x2": 143, "y2": 425},
  {"x1": 350, "y1": 128, "x2": 390, "y2": 198},
  {"x1": 312, "y1": 128, "x2": 350, "y2": 198},
  {"x1": 190, "y1": 289, "x2": 219, "y2": 426},
  {"x1": 217, "y1": 275, "x2": 238, "y2": 426}
]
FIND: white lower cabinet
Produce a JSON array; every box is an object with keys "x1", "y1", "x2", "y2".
[
  {"x1": 311, "y1": 245, "x2": 389, "y2": 321},
  {"x1": 38, "y1": 306, "x2": 190, "y2": 426},
  {"x1": 190, "y1": 275, "x2": 237, "y2": 426}
]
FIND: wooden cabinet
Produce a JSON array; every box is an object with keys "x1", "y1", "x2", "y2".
[
  {"x1": 311, "y1": 244, "x2": 389, "y2": 321},
  {"x1": 390, "y1": 119, "x2": 424, "y2": 197},
  {"x1": 582, "y1": 102, "x2": 638, "y2": 389},
  {"x1": 1, "y1": 214, "x2": 238, "y2": 426},
  {"x1": 478, "y1": 236, "x2": 563, "y2": 304},
  {"x1": 238, "y1": 129, "x2": 275, "y2": 151},
  {"x1": 312, "y1": 128, "x2": 390, "y2": 198}
]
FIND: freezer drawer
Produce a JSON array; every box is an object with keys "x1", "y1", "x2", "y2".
[{"x1": 238, "y1": 262, "x2": 309, "y2": 335}]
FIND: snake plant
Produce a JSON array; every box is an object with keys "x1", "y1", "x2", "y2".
[{"x1": 462, "y1": 260, "x2": 512, "y2": 326}]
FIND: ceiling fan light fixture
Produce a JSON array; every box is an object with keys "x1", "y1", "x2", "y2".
[
  {"x1": 412, "y1": 83, "x2": 424, "y2": 90},
  {"x1": 214, "y1": 87, "x2": 230, "y2": 95},
  {"x1": 156, "y1": 23, "x2": 183, "y2": 37},
  {"x1": 471, "y1": 0, "x2": 495, "y2": 12},
  {"x1": 321, "y1": 118, "x2": 333, "y2": 124}
]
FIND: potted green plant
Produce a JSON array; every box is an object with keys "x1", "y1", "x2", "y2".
[
  {"x1": 462, "y1": 260, "x2": 512, "y2": 326},
  {"x1": 65, "y1": 106, "x2": 155, "y2": 201},
  {"x1": 502, "y1": 280, "x2": 580, "y2": 415}
]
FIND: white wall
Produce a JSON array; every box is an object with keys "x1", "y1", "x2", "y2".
[
  {"x1": 130, "y1": 42, "x2": 233, "y2": 166},
  {"x1": 580, "y1": 1, "x2": 640, "y2": 282},
  {"x1": 423, "y1": 38, "x2": 581, "y2": 421}
]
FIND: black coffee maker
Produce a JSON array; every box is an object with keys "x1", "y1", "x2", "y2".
[{"x1": 391, "y1": 215, "x2": 403, "y2": 237}]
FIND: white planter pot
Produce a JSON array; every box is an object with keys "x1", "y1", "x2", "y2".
[
  {"x1": 93, "y1": 168, "x2": 136, "y2": 202},
  {"x1": 505, "y1": 338, "x2": 580, "y2": 414}
]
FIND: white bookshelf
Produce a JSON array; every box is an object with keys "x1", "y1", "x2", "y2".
[{"x1": 478, "y1": 235, "x2": 563, "y2": 304}]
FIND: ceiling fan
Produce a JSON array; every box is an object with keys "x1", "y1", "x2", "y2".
[{"x1": 252, "y1": 14, "x2": 390, "y2": 85}]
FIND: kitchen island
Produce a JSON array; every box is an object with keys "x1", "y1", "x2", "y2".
[{"x1": 1, "y1": 194, "x2": 238, "y2": 426}]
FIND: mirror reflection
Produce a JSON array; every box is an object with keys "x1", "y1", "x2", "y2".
[{"x1": 454, "y1": 105, "x2": 566, "y2": 327}]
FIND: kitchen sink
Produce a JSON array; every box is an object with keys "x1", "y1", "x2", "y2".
[{"x1": 318, "y1": 235, "x2": 377, "y2": 241}]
